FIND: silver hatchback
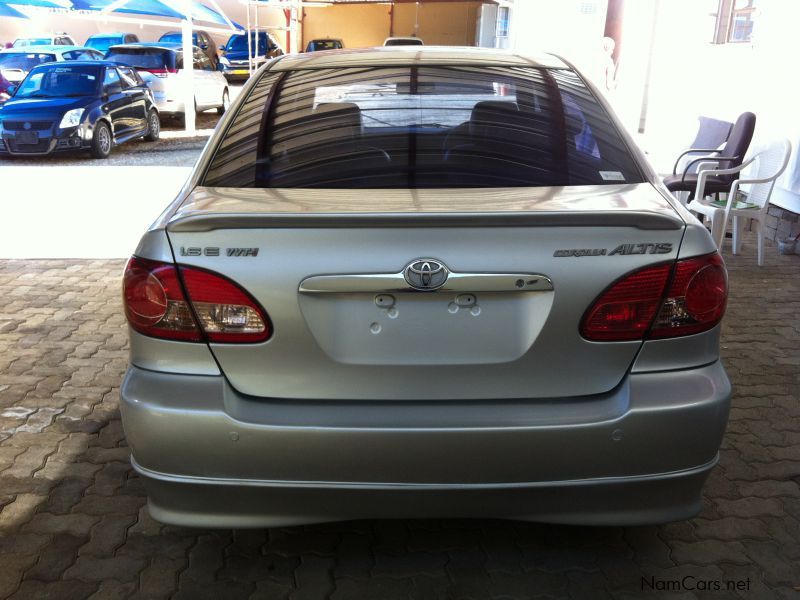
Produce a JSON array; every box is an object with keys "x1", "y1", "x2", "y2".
[{"x1": 121, "y1": 47, "x2": 731, "y2": 528}]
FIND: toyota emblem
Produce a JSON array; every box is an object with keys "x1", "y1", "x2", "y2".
[{"x1": 404, "y1": 258, "x2": 449, "y2": 290}]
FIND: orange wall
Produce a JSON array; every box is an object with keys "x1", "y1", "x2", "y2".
[
  {"x1": 301, "y1": 4, "x2": 391, "y2": 50},
  {"x1": 392, "y1": 2, "x2": 481, "y2": 46}
]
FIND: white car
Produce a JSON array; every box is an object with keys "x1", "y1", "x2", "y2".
[
  {"x1": 383, "y1": 36, "x2": 424, "y2": 46},
  {"x1": 13, "y1": 33, "x2": 77, "y2": 47},
  {"x1": 105, "y1": 43, "x2": 229, "y2": 119},
  {"x1": 0, "y1": 45, "x2": 104, "y2": 84}
]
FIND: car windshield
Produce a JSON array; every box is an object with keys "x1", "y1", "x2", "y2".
[
  {"x1": 0, "y1": 53, "x2": 56, "y2": 71},
  {"x1": 203, "y1": 65, "x2": 644, "y2": 189},
  {"x1": 105, "y1": 48, "x2": 177, "y2": 71},
  {"x1": 14, "y1": 38, "x2": 50, "y2": 47},
  {"x1": 308, "y1": 40, "x2": 341, "y2": 51},
  {"x1": 86, "y1": 37, "x2": 120, "y2": 53},
  {"x1": 15, "y1": 64, "x2": 101, "y2": 98},
  {"x1": 226, "y1": 35, "x2": 267, "y2": 53}
]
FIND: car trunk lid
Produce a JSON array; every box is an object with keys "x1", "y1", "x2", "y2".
[{"x1": 165, "y1": 183, "x2": 685, "y2": 400}]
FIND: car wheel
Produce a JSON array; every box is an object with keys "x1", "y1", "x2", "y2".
[
  {"x1": 90, "y1": 121, "x2": 112, "y2": 159},
  {"x1": 217, "y1": 89, "x2": 230, "y2": 115},
  {"x1": 144, "y1": 109, "x2": 160, "y2": 142}
]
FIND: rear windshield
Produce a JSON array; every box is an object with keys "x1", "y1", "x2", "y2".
[
  {"x1": 203, "y1": 65, "x2": 644, "y2": 189},
  {"x1": 0, "y1": 52, "x2": 56, "y2": 71},
  {"x1": 86, "y1": 36, "x2": 121, "y2": 53},
  {"x1": 105, "y1": 48, "x2": 177, "y2": 71},
  {"x1": 308, "y1": 40, "x2": 342, "y2": 51},
  {"x1": 13, "y1": 38, "x2": 50, "y2": 47},
  {"x1": 385, "y1": 39, "x2": 423, "y2": 46}
]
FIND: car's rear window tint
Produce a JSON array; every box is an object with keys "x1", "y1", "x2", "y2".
[
  {"x1": 202, "y1": 65, "x2": 644, "y2": 189},
  {"x1": 105, "y1": 48, "x2": 177, "y2": 71}
]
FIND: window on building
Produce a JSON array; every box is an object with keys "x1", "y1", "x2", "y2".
[
  {"x1": 713, "y1": 0, "x2": 757, "y2": 44},
  {"x1": 496, "y1": 7, "x2": 510, "y2": 38}
]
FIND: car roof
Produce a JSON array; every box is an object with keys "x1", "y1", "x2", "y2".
[
  {"x1": 87, "y1": 32, "x2": 130, "y2": 38},
  {"x1": 0, "y1": 45, "x2": 90, "y2": 53},
  {"x1": 160, "y1": 30, "x2": 206, "y2": 36},
  {"x1": 272, "y1": 46, "x2": 569, "y2": 71},
  {"x1": 309, "y1": 38, "x2": 342, "y2": 42},
  {"x1": 107, "y1": 42, "x2": 199, "y2": 52},
  {"x1": 30, "y1": 60, "x2": 110, "y2": 67}
]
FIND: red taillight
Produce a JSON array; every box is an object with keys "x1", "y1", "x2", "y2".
[
  {"x1": 123, "y1": 257, "x2": 271, "y2": 343},
  {"x1": 580, "y1": 253, "x2": 727, "y2": 342},
  {"x1": 580, "y1": 263, "x2": 672, "y2": 341},
  {"x1": 180, "y1": 267, "x2": 271, "y2": 343},
  {"x1": 650, "y1": 253, "x2": 727, "y2": 339},
  {"x1": 123, "y1": 257, "x2": 201, "y2": 341}
]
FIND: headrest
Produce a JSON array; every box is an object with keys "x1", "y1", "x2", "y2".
[
  {"x1": 470, "y1": 100, "x2": 519, "y2": 124},
  {"x1": 312, "y1": 102, "x2": 363, "y2": 133}
]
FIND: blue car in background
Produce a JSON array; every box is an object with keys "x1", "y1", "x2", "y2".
[
  {"x1": 0, "y1": 61, "x2": 160, "y2": 159},
  {"x1": 158, "y1": 30, "x2": 218, "y2": 64},
  {"x1": 85, "y1": 32, "x2": 140, "y2": 54},
  {"x1": 218, "y1": 31, "x2": 283, "y2": 81}
]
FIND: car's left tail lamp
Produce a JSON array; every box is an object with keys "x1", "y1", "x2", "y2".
[{"x1": 123, "y1": 257, "x2": 272, "y2": 343}]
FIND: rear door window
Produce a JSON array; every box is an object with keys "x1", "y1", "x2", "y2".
[{"x1": 203, "y1": 66, "x2": 643, "y2": 189}]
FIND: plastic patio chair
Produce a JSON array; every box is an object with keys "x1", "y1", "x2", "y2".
[{"x1": 687, "y1": 138, "x2": 792, "y2": 266}]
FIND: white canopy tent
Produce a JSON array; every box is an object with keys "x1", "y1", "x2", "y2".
[{"x1": 0, "y1": 0, "x2": 242, "y2": 134}]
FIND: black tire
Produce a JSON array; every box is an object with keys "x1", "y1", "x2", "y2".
[
  {"x1": 144, "y1": 109, "x2": 160, "y2": 142},
  {"x1": 90, "y1": 121, "x2": 112, "y2": 159},
  {"x1": 217, "y1": 89, "x2": 229, "y2": 115}
]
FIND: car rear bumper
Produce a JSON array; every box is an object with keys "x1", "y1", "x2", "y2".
[{"x1": 121, "y1": 361, "x2": 731, "y2": 527}]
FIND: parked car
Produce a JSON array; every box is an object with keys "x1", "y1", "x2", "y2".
[
  {"x1": 305, "y1": 38, "x2": 344, "y2": 52},
  {"x1": 218, "y1": 31, "x2": 283, "y2": 81},
  {"x1": 120, "y1": 48, "x2": 731, "y2": 528},
  {"x1": 383, "y1": 36, "x2": 424, "y2": 46},
  {"x1": 106, "y1": 43, "x2": 229, "y2": 119},
  {"x1": 0, "y1": 46, "x2": 105, "y2": 84},
  {"x1": 158, "y1": 30, "x2": 218, "y2": 64},
  {"x1": 85, "y1": 32, "x2": 140, "y2": 54},
  {"x1": 0, "y1": 70, "x2": 12, "y2": 103},
  {"x1": 0, "y1": 61, "x2": 159, "y2": 158},
  {"x1": 13, "y1": 33, "x2": 77, "y2": 47}
]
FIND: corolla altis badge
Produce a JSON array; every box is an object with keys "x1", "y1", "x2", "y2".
[{"x1": 404, "y1": 258, "x2": 449, "y2": 290}]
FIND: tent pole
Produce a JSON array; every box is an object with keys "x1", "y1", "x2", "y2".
[
  {"x1": 246, "y1": 2, "x2": 253, "y2": 76},
  {"x1": 182, "y1": 17, "x2": 196, "y2": 136}
]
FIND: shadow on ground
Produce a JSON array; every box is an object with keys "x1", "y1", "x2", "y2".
[{"x1": 0, "y1": 234, "x2": 798, "y2": 599}]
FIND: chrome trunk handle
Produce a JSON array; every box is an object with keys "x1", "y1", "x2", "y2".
[{"x1": 299, "y1": 271, "x2": 553, "y2": 294}]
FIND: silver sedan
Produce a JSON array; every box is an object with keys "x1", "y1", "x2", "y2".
[{"x1": 121, "y1": 47, "x2": 731, "y2": 528}]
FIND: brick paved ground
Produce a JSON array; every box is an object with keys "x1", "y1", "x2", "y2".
[{"x1": 0, "y1": 242, "x2": 799, "y2": 599}]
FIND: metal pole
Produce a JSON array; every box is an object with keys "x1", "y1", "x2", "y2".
[
  {"x1": 637, "y1": 0, "x2": 659, "y2": 134},
  {"x1": 254, "y1": 0, "x2": 260, "y2": 64},
  {"x1": 246, "y1": 2, "x2": 253, "y2": 76},
  {"x1": 181, "y1": 17, "x2": 196, "y2": 136},
  {"x1": 290, "y1": 3, "x2": 298, "y2": 54}
]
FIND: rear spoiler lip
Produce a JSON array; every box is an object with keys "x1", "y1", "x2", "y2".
[{"x1": 166, "y1": 210, "x2": 684, "y2": 232}]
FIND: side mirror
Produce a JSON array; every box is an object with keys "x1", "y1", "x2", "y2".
[
  {"x1": 7, "y1": 84, "x2": 17, "y2": 96},
  {"x1": 105, "y1": 83, "x2": 122, "y2": 96},
  {"x1": 218, "y1": 45, "x2": 225, "y2": 51}
]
